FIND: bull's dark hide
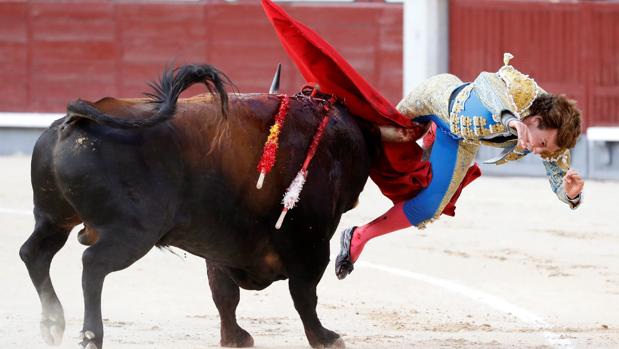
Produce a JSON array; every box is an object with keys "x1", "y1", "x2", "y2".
[{"x1": 20, "y1": 64, "x2": 378, "y2": 349}]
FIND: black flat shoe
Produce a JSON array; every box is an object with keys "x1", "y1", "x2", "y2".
[{"x1": 335, "y1": 226, "x2": 356, "y2": 280}]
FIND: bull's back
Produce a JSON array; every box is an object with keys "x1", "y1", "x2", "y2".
[{"x1": 170, "y1": 94, "x2": 372, "y2": 237}]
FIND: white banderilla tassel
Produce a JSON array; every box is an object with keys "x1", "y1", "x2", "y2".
[{"x1": 275, "y1": 170, "x2": 307, "y2": 229}]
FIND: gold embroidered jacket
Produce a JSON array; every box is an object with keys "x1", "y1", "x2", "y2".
[{"x1": 395, "y1": 53, "x2": 580, "y2": 209}]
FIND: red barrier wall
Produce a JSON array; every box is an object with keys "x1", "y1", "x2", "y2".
[
  {"x1": 3, "y1": 0, "x2": 618, "y2": 129},
  {"x1": 0, "y1": 1, "x2": 403, "y2": 112},
  {"x1": 449, "y1": 0, "x2": 619, "y2": 128}
]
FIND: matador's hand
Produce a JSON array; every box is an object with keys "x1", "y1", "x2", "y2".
[
  {"x1": 563, "y1": 169, "x2": 584, "y2": 199},
  {"x1": 508, "y1": 119, "x2": 531, "y2": 150}
]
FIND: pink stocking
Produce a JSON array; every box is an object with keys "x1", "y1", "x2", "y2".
[{"x1": 349, "y1": 201, "x2": 412, "y2": 262}]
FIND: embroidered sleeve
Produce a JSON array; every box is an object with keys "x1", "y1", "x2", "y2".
[
  {"x1": 472, "y1": 72, "x2": 518, "y2": 120},
  {"x1": 500, "y1": 111, "x2": 518, "y2": 136},
  {"x1": 542, "y1": 159, "x2": 581, "y2": 209}
]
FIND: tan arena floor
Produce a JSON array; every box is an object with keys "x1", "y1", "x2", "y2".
[{"x1": 1, "y1": 155, "x2": 617, "y2": 349}]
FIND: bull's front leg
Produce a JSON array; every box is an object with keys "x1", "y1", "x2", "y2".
[
  {"x1": 206, "y1": 262, "x2": 254, "y2": 347},
  {"x1": 288, "y1": 251, "x2": 344, "y2": 349}
]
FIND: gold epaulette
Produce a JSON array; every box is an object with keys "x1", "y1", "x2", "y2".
[{"x1": 497, "y1": 53, "x2": 540, "y2": 117}]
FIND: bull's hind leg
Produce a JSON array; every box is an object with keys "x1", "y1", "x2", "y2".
[
  {"x1": 288, "y1": 245, "x2": 344, "y2": 349},
  {"x1": 19, "y1": 215, "x2": 73, "y2": 346},
  {"x1": 206, "y1": 263, "x2": 254, "y2": 347},
  {"x1": 80, "y1": 225, "x2": 161, "y2": 349}
]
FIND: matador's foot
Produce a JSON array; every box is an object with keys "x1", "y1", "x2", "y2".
[{"x1": 335, "y1": 227, "x2": 356, "y2": 280}]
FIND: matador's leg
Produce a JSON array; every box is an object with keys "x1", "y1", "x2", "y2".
[
  {"x1": 402, "y1": 120, "x2": 479, "y2": 228},
  {"x1": 335, "y1": 75, "x2": 472, "y2": 280},
  {"x1": 336, "y1": 119, "x2": 479, "y2": 279},
  {"x1": 354, "y1": 121, "x2": 478, "y2": 249}
]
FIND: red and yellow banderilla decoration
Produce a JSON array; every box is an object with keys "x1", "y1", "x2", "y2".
[
  {"x1": 275, "y1": 94, "x2": 336, "y2": 229},
  {"x1": 256, "y1": 94, "x2": 290, "y2": 189},
  {"x1": 256, "y1": 86, "x2": 335, "y2": 229}
]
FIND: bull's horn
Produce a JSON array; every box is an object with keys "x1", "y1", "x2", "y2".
[{"x1": 269, "y1": 63, "x2": 282, "y2": 94}]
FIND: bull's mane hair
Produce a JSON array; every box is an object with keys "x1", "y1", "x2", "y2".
[{"x1": 64, "y1": 64, "x2": 233, "y2": 129}]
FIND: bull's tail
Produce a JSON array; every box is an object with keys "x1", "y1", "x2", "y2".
[{"x1": 65, "y1": 64, "x2": 232, "y2": 129}]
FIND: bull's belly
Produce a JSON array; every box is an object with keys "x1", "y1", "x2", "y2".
[{"x1": 165, "y1": 233, "x2": 288, "y2": 291}]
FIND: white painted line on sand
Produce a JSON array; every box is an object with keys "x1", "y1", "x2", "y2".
[
  {"x1": 0, "y1": 208, "x2": 32, "y2": 216},
  {"x1": 357, "y1": 261, "x2": 574, "y2": 349}
]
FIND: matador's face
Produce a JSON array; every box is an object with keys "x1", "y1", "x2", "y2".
[{"x1": 524, "y1": 116, "x2": 560, "y2": 156}]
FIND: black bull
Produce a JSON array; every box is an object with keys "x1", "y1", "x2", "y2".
[{"x1": 20, "y1": 65, "x2": 379, "y2": 348}]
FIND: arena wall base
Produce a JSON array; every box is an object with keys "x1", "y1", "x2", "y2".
[
  {"x1": 586, "y1": 127, "x2": 619, "y2": 180},
  {"x1": 0, "y1": 113, "x2": 62, "y2": 156}
]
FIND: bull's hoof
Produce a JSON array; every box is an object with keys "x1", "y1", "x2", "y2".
[
  {"x1": 335, "y1": 227, "x2": 356, "y2": 280},
  {"x1": 327, "y1": 337, "x2": 346, "y2": 349},
  {"x1": 79, "y1": 330, "x2": 99, "y2": 349},
  {"x1": 310, "y1": 330, "x2": 344, "y2": 349},
  {"x1": 220, "y1": 327, "x2": 254, "y2": 347},
  {"x1": 313, "y1": 337, "x2": 345, "y2": 349},
  {"x1": 40, "y1": 316, "x2": 64, "y2": 346}
]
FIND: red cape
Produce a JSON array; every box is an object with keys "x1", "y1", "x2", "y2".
[{"x1": 261, "y1": 0, "x2": 480, "y2": 215}]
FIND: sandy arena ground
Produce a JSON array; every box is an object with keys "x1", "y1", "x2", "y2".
[{"x1": 1, "y1": 154, "x2": 617, "y2": 349}]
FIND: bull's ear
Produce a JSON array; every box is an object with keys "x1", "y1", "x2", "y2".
[{"x1": 269, "y1": 63, "x2": 282, "y2": 94}]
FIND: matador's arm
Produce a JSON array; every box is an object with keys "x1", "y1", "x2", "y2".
[{"x1": 542, "y1": 151, "x2": 582, "y2": 209}]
